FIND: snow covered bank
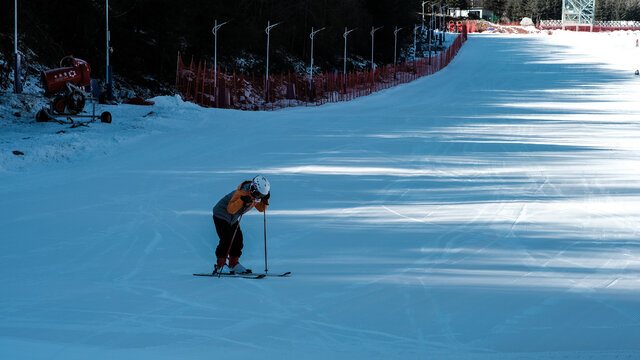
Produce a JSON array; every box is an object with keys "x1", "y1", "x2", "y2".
[{"x1": 1, "y1": 31, "x2": 640, "y2": 359}]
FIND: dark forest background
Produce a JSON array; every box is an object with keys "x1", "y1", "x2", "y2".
[{"x1": 1, "y1": 0, "x2": 640, "y2": 93}]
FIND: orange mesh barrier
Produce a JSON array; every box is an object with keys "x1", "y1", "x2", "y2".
[{"x1": 176, "y1": 26, "x2": 467, "y2": 110}]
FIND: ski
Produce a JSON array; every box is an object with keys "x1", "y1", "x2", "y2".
[
  {"x1": 193, "y1": 272, "x2": 266, "y2": 279},
  {"x1": 193, "y1": 271, "x2": 290, "y2": 279},
  {"x1": 263, "y1": 271, "x2": 291, "y2": 277}
]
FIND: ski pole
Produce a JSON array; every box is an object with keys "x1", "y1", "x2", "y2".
[
  {"x1": 263, "y1": 210, "x2": 268, "y2": 274},
  {"x1": 218, "y1": 214, "x2": 243, "y2": 276}
]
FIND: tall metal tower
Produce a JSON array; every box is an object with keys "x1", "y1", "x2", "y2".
[{"x1": 562, "y1": 0, "x2": 596, "y2": 31}]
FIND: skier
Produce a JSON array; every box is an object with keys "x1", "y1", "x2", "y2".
[{"x1": 212, "y1": 175, "x2": 270, "y2": 274}]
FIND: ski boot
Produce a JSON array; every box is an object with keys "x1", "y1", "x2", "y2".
[{"x1": 228, "y1": 257, "x2": 252, "y2": 274}]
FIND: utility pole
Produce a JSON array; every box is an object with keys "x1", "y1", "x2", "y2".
[{"x1": 13, "y1": 0, "x2": 21, "y2": 94}]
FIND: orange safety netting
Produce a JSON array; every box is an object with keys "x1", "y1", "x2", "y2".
[{"x1": 176, "y1": 26, "x2": 467, "y2": 110}]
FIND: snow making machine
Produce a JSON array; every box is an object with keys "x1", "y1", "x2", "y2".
[{"x1": 36, "y1": 56, "x2": 112, "y2": 125}]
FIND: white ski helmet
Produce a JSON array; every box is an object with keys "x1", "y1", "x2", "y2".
[{"x1": 250, "y1": 175, "x2": 270, "y2": 198}]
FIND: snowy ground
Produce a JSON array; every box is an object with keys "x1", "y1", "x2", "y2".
[{"x1": 1, "y1": 31, "x2": 640, "y2": 359}]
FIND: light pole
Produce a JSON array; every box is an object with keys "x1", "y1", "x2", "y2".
[
  {"x1": 429, "y1": 4, "x2": 435, "y2": 63},
  {"x1": 413, "y1": 24, "x2": 420, "y2": 62},
  {"x1": 212, "y1": 19, "x2": 229, "y2": 90},
  {"x1": 432, "y1": 4, "x2": 436, "y2": 28},
  {"x1": 343, "y1": 27, "x2": 356, "y2": 76},
  {"x1": 370, "y1": 26, "x2": 383, "y2": 70},
  {"x1": 421, "y1": 1, "x2": 428, "y2": 30},
  {"x1": 105, "y1": 0, "x2": 113, "y2": 101},
  {"x1": 309, "y1": 26, "x2": 326, "y2": 78},
  {"x1": 265, "y1": 21, "x2": 280, "y2": 101},
  {"x1": 431, "y1": 4, "x2": 435, "y2": 33},
  {"x1": 394, "y1": 26, "x2": 403, "y2": 66},
  {"x1": 438, "y1": 6, "x2": 445, "y2": 44},
  {"x1": 442, "y1": 6, "x2": 447, "y2": 42},
  {"x1": 13, "y1": 0, "x2": 21, "y2": 94}
]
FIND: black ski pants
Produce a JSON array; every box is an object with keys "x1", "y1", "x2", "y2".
[{"x1": 213, "y1": 216, "x2": 244, "y2": 258}]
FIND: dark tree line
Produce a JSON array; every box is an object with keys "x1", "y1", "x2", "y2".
[
  {"x1": 2, "y1": 0, "x2": 640, "y2": 91},
  {"x1": 595, "y1": 0, "x2": 640, "y2": 20},
  {"x1": 487, "y1": 0, "x2": 640, "y2": 22},
  {"x1": 1, "y1": 0, "x2": 418, "y2": 87},
  {"x1": 485, "y1": 0, "x2": 562, "y2": 21}
]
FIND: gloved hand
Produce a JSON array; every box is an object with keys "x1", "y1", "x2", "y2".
[{"x1": 263, "y1": 192, "x2": 270, "y2": 205}]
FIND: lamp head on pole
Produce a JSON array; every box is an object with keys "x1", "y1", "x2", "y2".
[
  {"x1": 310, "y1": 27, "x2": 326, "y2": 39},
  {"x1": 212, "y1": 20, "x2": 229, "y2": 36},
  {"x1": 344, "y1": 27, "x2": 357, "y2": 38},
  {"x1": 370, "y1": 26, "x2": 383, "y2": 36},
  {"x1": 266, "y1": 21, "x2": 281, "y2": 34}
]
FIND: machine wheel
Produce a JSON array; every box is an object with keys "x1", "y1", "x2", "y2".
[
  {"x1": 100, "y1": 112, "x2": 112, "y2": 124},
  {"x1": 52, "y1": 96, "x2": 66, "y2": 113},
  {"x1": 36, "y1": 109, "x2": 51, "y2": 123},
  {"x1": 66, "y1": 90, "x2": 86, "y2": 115}
]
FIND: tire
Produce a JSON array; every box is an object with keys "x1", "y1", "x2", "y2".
[
  {"x1": 100, "y1": 112, "x2": 112, "y2": 124},
  {"x1": 36, "y1": 109, "x2": 50, "y2": 123},
  {"x1": 52, "y1": 96, "x2": 66, "y2": 114}
]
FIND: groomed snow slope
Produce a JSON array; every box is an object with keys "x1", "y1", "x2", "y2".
[{"x1": 1, "y1": 32, "x2": 640, "y2": 359}]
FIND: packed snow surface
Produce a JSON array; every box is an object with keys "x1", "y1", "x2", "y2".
[{"x1": 1, "y1": 31, "x2": 640, "y2": 359}]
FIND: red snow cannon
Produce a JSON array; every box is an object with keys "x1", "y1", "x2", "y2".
[
  {"x1": 36, "y1": 55, "x2": 112, "y2": 124},
  {"x1": 41, "y1": 56, "x2": 91, "y2": 96}
]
